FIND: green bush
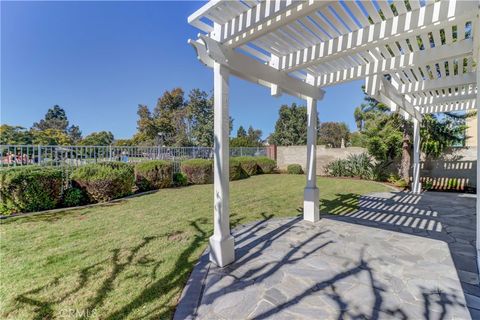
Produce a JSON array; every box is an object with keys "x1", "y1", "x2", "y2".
[
  {"x1": 423, "y1": 180, "x2": 433, "y2": 190},
  {"x1": 230, "y1": 158, "x2": 248, "y2": 181},
  {"x1": 135, "y1": 160, "x2": 173, "y2": 191},
  {"x1": 173, "y1": 173, "x2": 188, "y2": 187},
  {"x1": 71, "y1": 162, "x2": 134, "y2": 203},
  {"x1": 287, "y1": 164, "x2": 304, "y2": 174},
  {"x1": 62, "y1": 187, "x2": 87, "y2": 207},
  {"x1": 325, "y1": 153, "x2": 375, "y2": 180},
  {"x1": 0, "y1": 166, "x2": 63, "y2": 215},
  {"x1": 180, "y1": 159, "x2": 213, "y2": 184},
  {"x1": 255, "y1": 157, "x2": 276, "y2": 174},
  {"x1": 235, "y1": 156, "x2": 258, "y2": 176}
]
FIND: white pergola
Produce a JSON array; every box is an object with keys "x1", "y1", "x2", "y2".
[{"x1": 188, "y1": 0, "x2": 480, "y2": 268}]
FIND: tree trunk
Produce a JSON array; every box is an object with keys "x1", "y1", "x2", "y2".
[{"x1": 400, "y1": 124, "x2": 411, "y2": 183}]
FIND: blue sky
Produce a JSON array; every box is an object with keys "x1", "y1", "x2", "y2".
[{"x1": 1, "y1": 1, "x2": 365, "y2": 140}]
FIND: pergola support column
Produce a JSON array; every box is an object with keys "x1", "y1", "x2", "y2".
[
  {"x1": 412, "y1": 118, "x2": 422, "y2": 194},
  {"x1": 209, "y1": 62, "x2": 234, "y2": 267},
  {"x1": 304, "y1": 96, "x2": 319, "y2": 223},
  {"x1": 476, "y1": 48, "x2": 480, "y2": 273}
]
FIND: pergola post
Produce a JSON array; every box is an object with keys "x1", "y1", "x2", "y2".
[
  {"x1": 304, "y1": 96, "x2": 319, "y2": 223},
  {"x1": 209, "y1": 61, "x2": 234, "y2": 267},
  {"x1": 476, "y1": 46, "x2": 480, "y2": 273},
  {"x1": 412, "y1": 118, "x2": 422, "y2": 194}
]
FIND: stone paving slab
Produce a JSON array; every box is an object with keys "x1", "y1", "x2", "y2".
[{"x1": 175, "y1": 191, "x2": 478, "y2": 320}]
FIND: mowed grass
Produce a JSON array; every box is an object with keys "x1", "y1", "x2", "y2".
[{"x1": 0, "y1": 175, "x2": 391, "y2": 320}]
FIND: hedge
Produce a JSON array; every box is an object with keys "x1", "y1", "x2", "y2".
[
  {"x1": 230, "y1": 158, "x2": 248, "y2": 181},
  {"x1": 235, "y1": 157, "x2": 258, "y2": 176},
  {"x1": 255, "y1": 157, "x2": 276, "y2": 174},
  {"x1": 181, "y1": 159, "x2": 213, "y2": 184},
  {"x1": 135, "y1": 160, "x2": 173, "y2": 191},
  {"x1": 287, "y1": 164, "x2": 304, "y2": 174},
  {"x1": 71, "y1": 162, "x2": 135, "y2": 203},
  {"x1": 0, "y1": 166, "x2": 63, "y2": 215}
]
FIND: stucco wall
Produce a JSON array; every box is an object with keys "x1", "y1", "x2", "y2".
[
  {"x1": 276, "y1": 146, "x2": 366, "y2": 175},
  {"x1": 275, "y1": 145, "x2": 477, "y2": 189},
  {"x1": 421, "y1": 147, "x2": 477, "y2": 189}
]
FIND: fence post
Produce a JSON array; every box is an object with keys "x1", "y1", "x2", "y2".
[
  {"x1": 240, "y1": 147, "x2": 243, "y2": 157},
  {"x1": 109, "y1": 145, "x2": 112, "y2": 161},
  {"x1": 38, "y1": 145, "x2": 42, "y2": 165}
]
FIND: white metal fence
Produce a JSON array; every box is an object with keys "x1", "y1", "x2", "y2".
[{"x1": 0, "y1": 145, "x2": 268, "y2": 173}]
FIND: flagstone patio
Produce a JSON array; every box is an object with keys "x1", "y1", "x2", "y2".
[{"x1": 175, "y1": 191, "x2": 480, "y2": 320}]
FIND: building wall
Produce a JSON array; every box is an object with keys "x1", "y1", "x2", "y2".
[
  {"x1": 275, "y1": 145, "x2": 477, "y2": 189},
  {"x1": 276, "y1": 145, "x2": 366, "y2": 175},
  {"x1": 466, "y1": 115, "x2": 477, "y2": 147},
  {"x1": 421, "y1": 147, "x2": 477, "y2": 189}
]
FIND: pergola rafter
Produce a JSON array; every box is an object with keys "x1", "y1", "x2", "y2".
[{"x1": 188, "y1": 0, "x2": 479, "y2": 269}]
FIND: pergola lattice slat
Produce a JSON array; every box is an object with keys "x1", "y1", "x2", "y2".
[{"x1": 187, "y1": 0, "x2": 479, "y2": 269}]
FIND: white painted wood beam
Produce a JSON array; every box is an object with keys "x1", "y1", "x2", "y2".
[
  {"x1": 378, "y1": 78, "x2": 422, "y2": 120},
  {"x1": 210, "y1": 61, "x2": 235, "y2": 267},
  {"x1": 282, "y1": 1, "x2": 476, "y2": 72},
  {"x1": 316, "y1": 40, "x2": 473, "y2": 87},
  {"x1": 412, "y1": 93, "x2": 477, "y2": 107},
  {"x1": 412, "y1": 118, "x2": 421, "y2": 194},
  {"x1": 419, "y1": 100, "x2": 477, "y2": 114},
  {"x1": 399, "y1": 72, "x2": 477, "y2": 94},
  {"x1": 220, "y1": 0, "x2": 330, "y2": 48},
  {"x1": 188, "y1": 36, "x2": 324, "y2": 100}
]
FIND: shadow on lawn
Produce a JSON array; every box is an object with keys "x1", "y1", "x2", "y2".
[{"x1": 14, "y1": 218, "x2": 210, "y2": 320}]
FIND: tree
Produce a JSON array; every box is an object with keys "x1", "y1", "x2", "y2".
[
  {"x1": 421, "y1": 113, "x2": 469, "y2": 157},
  {"x1": 318, "y1": 122, "x2": 350, "y2": 148},
  {"x1": 349, "y1": 132, "x2": 366, "y2": 147},
  {"x1": 31, "y1": 105, "x2": 82, "y2": 144},
  {"x1": 68, "y1": 125, "x2": 82, "y2": 144},
  {"x1": 32, "y1": 105, "x2": 69, "y2": 131},
  {"x1": 230, "y1": 125, "x2": 263, "y2": 147},
  {"x1": 30, "y1": 129, "x2": 72, "y2": 145},
  {"x1": 247, "y1": 126, "x2": 262, "y2": 145},
  {"x1": 269, "y1": 103, "x2": 314, "y2": 146},
  {"x1": 0, "y1": 125, "x2": 32, "y2": 145},
  {"x1": 154, "y1": 88, "x2": 189, "y2": 146},
  {"x1": 113, "y1": 139, "x2": 134, "y2": 146},
  {"x1": 236, "y1": 126, "x2": 247, "y2": 138},
  {"x1": 354, "y1": 91, "x2": 410, "y2": 180},
  {"x1": 187, "y1": 89, "x2": 214, "y2": 147},
  {"x1": 133, "y1": 104, "x2": 157, "y2": 144},
  {"x1": 80, "y1": 131, "x2": 114, "y2": 146},
  {"x1": 354, "y1": 86, "x2": 471, "y2": 183}
]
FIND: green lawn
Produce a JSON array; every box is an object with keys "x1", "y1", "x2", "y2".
[{"x1": 0, "y1": 175, "x2": 391, "y2": 320}]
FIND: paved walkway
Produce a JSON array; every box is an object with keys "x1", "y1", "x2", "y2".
[{"x1": 175, "y1": 191, "x2": 479, "y2": 319}]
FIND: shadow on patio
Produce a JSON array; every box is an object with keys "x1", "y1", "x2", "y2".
[
  {"x1": 322, "y1": 190, "x2": 480, "y2": 318},
  {"x1": 176, "y1": 190, "x2": 478, "y2": 319}
]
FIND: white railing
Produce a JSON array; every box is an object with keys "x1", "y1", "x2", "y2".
[{"x1": 0, "y1": 145, "x2": 268, "y2": 172}]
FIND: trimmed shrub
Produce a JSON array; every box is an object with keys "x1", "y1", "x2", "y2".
[
  {"x1": 135, "y1": 160, "x2": 173, "y2": 191},
  {"x1": 71, "y1": 162, "x2": 134, "y2": 203},
  {"x1": 236, "y1": 156, "x2": 258, "y2": 176},
  {"x1": 0, "y1": 166, "x2": 63, "y2": 215},
  {"x1": 287, "y1": 164, "x2": 304, "y2": 174},
  {"x1": 230, "y1": 158, "x2": 248, "y2": 181},
  {"x1": 255, "y1": 157, "x2": 276, "y2": 174},
  {"x1": 173, "y1": 173, "x2": 188, "y2": 187},
  {"x1": 181, "y1": 159, "x2": 213, "y2": 184},
  {"x1": 62, "y1": 187, "x2": 87, "y2": 207},
  {"x1": 325, "y1": 153, "x2": 375, "y2": 180}
]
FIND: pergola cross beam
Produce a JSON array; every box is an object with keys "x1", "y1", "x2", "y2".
[
  {"x1": 281, "y1": 1, "x2": 476, "y2": 72},
  {"x1": 187, "y1": 0, "x2": 479, "y2": 271},
  {"x1": 189, "y1": 36, "x2": 324, "y2": 100}
]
